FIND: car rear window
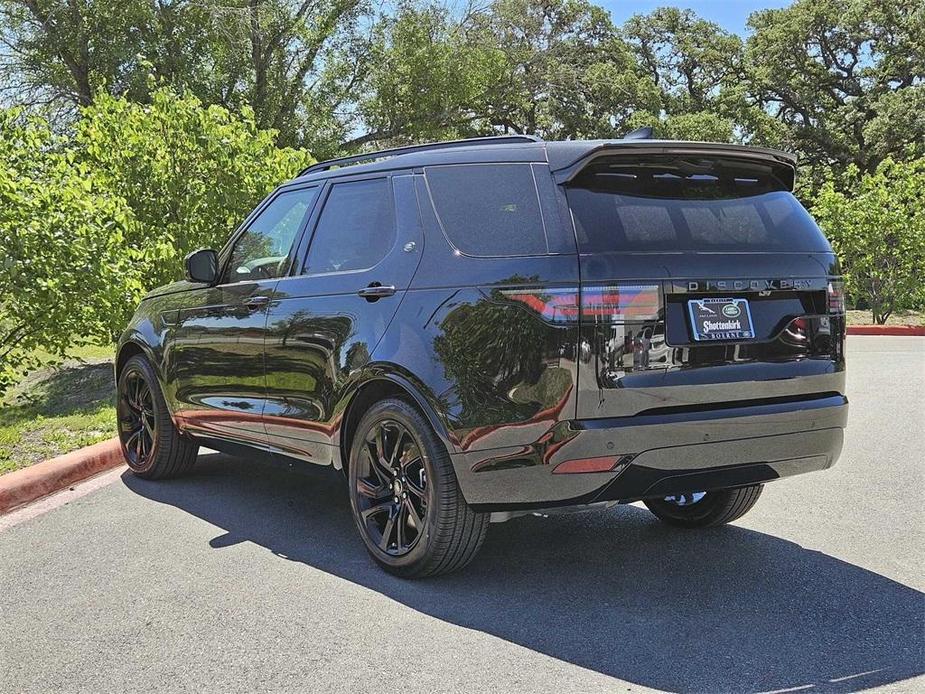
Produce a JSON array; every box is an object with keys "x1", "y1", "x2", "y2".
[
  {"x1": 567, "y1": 155, "x2": 830, "y2": 253},
  {"x1": 424, "y1": 164, "x2": 548, "y2": 256}
]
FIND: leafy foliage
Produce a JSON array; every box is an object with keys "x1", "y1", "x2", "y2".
[
  {"x1": 74, "y1": 89, "x2": 312, "y2": 291},
  {"x1": 0, "y1": 109, "x2": 138, "y2": 392},
  {"x1": 0, "y1": 0, "x2": 365, "y2": 154},
  {"x1": 813, "y1": 158, "x2": 925, "y2": 323},
  {"x1": 1, "y1": 0, "x2": 920, "y2": 168},
  {"x1": 746, "y1": 0, "x2": 925, "y2": 186},
  {"x1": 0, "y1": 90, "x2": 312, "y2": 394}
]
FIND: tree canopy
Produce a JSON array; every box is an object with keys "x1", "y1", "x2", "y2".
[
  {"x1": 1, "y1": 0, "x2": 920, "y2": 165},
  {"x1": 0, "y1": 88, "x2": 311, "y2": 391}
]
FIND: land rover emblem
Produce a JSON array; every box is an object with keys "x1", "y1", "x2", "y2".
[{"x1": 722, "y1": 304, "x2": 741, "y2": 318}]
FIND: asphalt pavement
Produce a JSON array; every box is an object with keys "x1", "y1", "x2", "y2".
[{"x1": 1, "y1": 336, "x2": 923, "y2": 693}]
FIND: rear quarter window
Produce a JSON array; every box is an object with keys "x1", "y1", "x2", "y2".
[
  {"x1": 424, "y1": 164, "x2": 549, "y2": 256},
  {"x1": 567, "y1": 155, "x2": 831, "y2": 253}
]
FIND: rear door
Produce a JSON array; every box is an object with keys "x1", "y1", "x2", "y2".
[
  {"x1": 565, "y1": 152, "x2": 845, "y2": 420},
  {"x1": 262, "y1": 172, "x2": 423, "y2": 464}
]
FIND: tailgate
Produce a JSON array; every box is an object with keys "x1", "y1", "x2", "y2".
[{"x1": 566, "y1": 152, "x2": 846, "y2": 420}]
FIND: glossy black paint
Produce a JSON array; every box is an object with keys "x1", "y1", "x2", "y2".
[
  {"x1": 116, "y1": 138, "x2": 847, "y2": 511},
  {"x1": 261, "y1": 174, "x2": 424, "y2": 464}
]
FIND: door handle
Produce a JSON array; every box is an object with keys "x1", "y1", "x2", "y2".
[
  {"x1": 243, "y1": 295, "x2": 271, "y2": 310},
  {"x1": 357, "y1": 284, "x2": 396, "y2": 301}
]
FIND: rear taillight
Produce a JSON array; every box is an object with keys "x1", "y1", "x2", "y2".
[
  {"x1": 501, "y1": 283, "x2": 663, "y2": 324},
  {"x1": 827, "y1": 280, "x2": 846, "y2": 315},
  {"x1": 581, "y1": 284, "x2": 662, "y2": 322}
]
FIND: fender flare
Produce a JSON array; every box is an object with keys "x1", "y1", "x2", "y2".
[
  {"x1": 333, "y1": 367, "x2": 459, "y2": 470},
  {"x1": 115, "y1": 333, "x2": 173, "y2": 416}
]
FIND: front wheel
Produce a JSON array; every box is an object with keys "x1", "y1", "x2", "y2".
[
  {"x1": 643, "y1": 485, "x2": 764, "y2": 528},
  {"x1": 348, "y1": 398, "x2": 488, "y2": 578},
  {"x1": 117, "y1": 354, "x2": 198, "y2": 480}
]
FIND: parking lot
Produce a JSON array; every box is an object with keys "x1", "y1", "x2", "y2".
[{"x1": 1, "y1": 336, "x2": 923, "y2": 694}]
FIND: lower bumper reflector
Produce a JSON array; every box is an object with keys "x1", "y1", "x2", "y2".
[{"x1": 553, "y1": 456, "x2": 624, "y2": 474}]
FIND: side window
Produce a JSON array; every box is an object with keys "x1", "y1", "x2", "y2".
[
  {"x1": 424, "y1": 164, "x2": 548, "y2": 256},
  {"x1": 303, "y1": 178, "x2": 395, "y2": 275},
  {"x1": 224, "y1": 187, "x2": 318, "y2": 283}
]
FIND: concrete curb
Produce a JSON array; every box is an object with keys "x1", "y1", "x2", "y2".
[
  {"x1": 0, "y1": 437, "x2": 125, "y2": 515},
  {"x1": 847, "y1": 325, "x2": 925, "y2": 336}
]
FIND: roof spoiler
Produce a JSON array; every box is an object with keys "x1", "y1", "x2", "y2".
[
  {"x1": 623, "y1": 126, "x2": 654, "y2": 140},
  {"x1": 551, "y1": 141, "x2": 798, "y2": 191}
]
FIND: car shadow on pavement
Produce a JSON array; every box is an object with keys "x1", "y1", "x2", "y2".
[{"x1": 124, "y1": 453, "x2": 925, "y2": 694}]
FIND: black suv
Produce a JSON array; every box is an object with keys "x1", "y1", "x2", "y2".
[{"x1": 115, "y1": 135, "x2": 847, "y2": 577}]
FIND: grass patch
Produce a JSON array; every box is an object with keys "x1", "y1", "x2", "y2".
[
  {"x1": 846, "y1": 309, "x2": 925, "y2": 326},
  {"x1": 0, "y1": 350, "x2": 116, "y2": 476}
]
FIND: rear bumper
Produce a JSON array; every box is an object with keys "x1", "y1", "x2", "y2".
[{"x1": 453, "y1": 395, "x2": 847, "y2": 511}]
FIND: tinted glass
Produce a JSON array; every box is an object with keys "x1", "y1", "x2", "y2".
[
  {"x1": 304, "y1": 178, "x2": 395, "y2": 274},
  {"x1": 225, "y1": 187, "x2": 318, "y2": 282},
  {"x1": 567, "y1": 156, "x2": 830, "y2": 253},
  {"x1": 425, "y1": 164, "x2": 548, "y2": 256}
]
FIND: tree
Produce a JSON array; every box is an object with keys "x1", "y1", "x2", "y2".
[
  {"x1": 356, "y1": 2, "x2": 505, "y2": 146},
  {"x1": 746, "y1": 0, "x2": 925, "y2": 184},
  {"x1": 812, "y1": 158, "x2": 925, "y2": 323},
  {"x1": 0, "y1": 109, "x2": 138, "y2": 393},
  {"x1": 466, "y1": 0, "x2": 660, "y2": 139},
  {"x1": 353, "y1": 0, "x2": 664, "y2": 148},
  {"x1": 623, "y1": 7, "x2": 787, "y2": 146},
  {"x1": 0, "y1": 0, "x2": 368, "y2": 154},
  {"x1": 197, "y1": 0, "x2": 370, "y2": 155},
  {"x1": 73, "y1": 88, "x2": 312, "y2": 291},
  {"x1": 0, "y1": 0, "x2": 215, "y2": 110}
]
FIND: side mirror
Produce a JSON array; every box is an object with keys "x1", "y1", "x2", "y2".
[{"x1": 184, "y1": 248, "x2": 219, "y2": 284}]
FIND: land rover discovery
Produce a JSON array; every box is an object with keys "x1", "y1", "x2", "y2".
[{"x1": 115, "y1": 134, "x2": 847, "y2": 577}]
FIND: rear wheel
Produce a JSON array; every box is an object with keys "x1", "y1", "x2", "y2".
[
  {"x1": 117, "y1": 354, "x2": 198, "y2": 479},
  {"x1": 348, "y1": 398, "x2": 488, "y2": 578},
  {"x1": 643, "y1": 485, "x2": 763, "y2": 528}
]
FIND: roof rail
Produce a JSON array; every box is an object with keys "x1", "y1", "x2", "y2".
[{"x1": 298, "y1": 135, "x2": 543, "y2": 177}]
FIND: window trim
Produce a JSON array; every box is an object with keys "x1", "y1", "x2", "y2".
[
  {"x1": 292, "y1": 172, "x2": 398, "y2": 278},
  {"x1": 217, "y1": 183, "x2": 320, "y2": 287},
  {"x1": 422, "y1": 162, "x2": 552, "y2": 259}
]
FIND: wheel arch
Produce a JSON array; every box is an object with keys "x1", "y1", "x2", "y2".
[
  {"x1": 114, "y1": 337, "x2": 174, "y2": 418},
  {"x1": 115, "y1": 341, "x2": 146, "y2": 380},
  {"x1": 336, "y1": 371, "x2": 457, "y2": 473}
]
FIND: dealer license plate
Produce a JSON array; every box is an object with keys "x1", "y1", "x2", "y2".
[{"x1": 688, "y1": 298, "x2": 755, "y2": 341}]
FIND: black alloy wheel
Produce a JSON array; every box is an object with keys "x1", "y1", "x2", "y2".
[
  {"x1": 117, "y1": 354, "x2": 198, "y2": 479},
  {"x1": 354, "y1": 419, "x2": 430, "y2": 556},
  {"x1": 118, "y1": 370, "x2": 158, "y2": 469},
  {"x1": 348, "y1": 398, "x2": 488, "y2": 578}
]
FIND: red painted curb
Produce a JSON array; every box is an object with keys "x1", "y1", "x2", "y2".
[
  {"x1": 0, "y1": 437, "x2": 125, "y2": 515},
  {"x1": 847, "y1": 325, "x2": 925, "y2": 336}
]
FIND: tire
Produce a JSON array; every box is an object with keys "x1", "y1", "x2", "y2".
[
  {"x1": 117, "y1": 354, "x2": 198, "y2": 480},
  {"x1": 347, "y1": 398, "x2": 488, "y2": 578},
  {"x1": 643, "y1": 485, "x2": 764, "y2": 528}
]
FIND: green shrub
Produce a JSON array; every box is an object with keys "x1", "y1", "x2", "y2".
[
  {"x1": 74, "y1": 89, "x2": 314, "y2": 291},
  {"x1": 0, "y1": 89, "x2": 314, "y2": 395},
  {"x1": 0, "y1": 110, "x2": 138, "y2": 393},
  {"x1": 813, "y1": 158, "x2": 925, "y2": 324}
]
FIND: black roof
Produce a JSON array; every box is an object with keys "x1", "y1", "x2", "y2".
[{"x1": 293, "y1": 136, "x2": 798, "y2": 185}]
